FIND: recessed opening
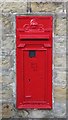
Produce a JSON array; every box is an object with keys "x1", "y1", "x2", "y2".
[{"x1": 29, "y1": 50, "x2": 36, "y2": 58}]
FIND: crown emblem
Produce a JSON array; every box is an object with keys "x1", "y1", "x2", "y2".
[
  {"x1": 30, "y1": 19, "x2": 38, "y2": 26},
  {"x1": 23, "y1": 18, "x2": 45, "y2": 32}
]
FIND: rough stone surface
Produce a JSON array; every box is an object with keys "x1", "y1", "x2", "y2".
[
  {"x1": 55, "y1": 17, "x2": 66, "y2": 36},
  {"x1": 67, "y1": 88, "x2": 68, "y2": 100},
  {"x1": 54, "y1": 36, "x2": 66, "y2": 53},
  {"x1": 54, "y1": 70, "x2": 66, "y2": 87},
  {"x1": 54, "y1": 86, "x2": 66, "y2": 100},
  {"x1": 27, "y1": 109, "x2": 54, "y2": 118},
  {"x1": 30, "y1": 0, "x2": 67, "y2": 2},
  {"x1": 2, "y1": 72, "x2": 15, "y2": 86},
  {"x1": 2, "y1": 14, "x2": 14, "y2": 34},
  {"x1": 54, "y1": 100, "x2": 66, "y2": 118},
  {"x1": 2, "y1": 35, "x2": 14, "y2": 53},
  {"x1": 0, "y1": 56, "x2": 2, "y2": 78},
  {"x1": 0, "y1": 103, "x2": 2, "y2": 119},
  {"x1": 0, "y1": 75, "x2": 2, "y2": 84},
  {"x1": 31, "y1": 2, "x2": 63, "y2": 13},
  {"x1": 1, "y1": 1, "x2": 67, "y2": 119},
  {"x1": 2, "y1": 55, "x2": 14, "y2": 71},
  {"x1": 1, "y1": 2, "x2": 27, "y2": 13},
  {"x1": 12, "y1": 108, "x2": 29, "y2": 118},
  {"x1": 2, "y1": 103, "x2": 13, "y2": 118},
  {"x1": 54, "y1": 53, "x2": 66, "y2": 68},
  {"x1": 2, "y1": 86, "x2": 13, "y2": 101}
]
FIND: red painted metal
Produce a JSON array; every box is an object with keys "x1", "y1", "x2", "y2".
[{"x1": 16, "y1": 16, "x2": 53, "y2": 109}]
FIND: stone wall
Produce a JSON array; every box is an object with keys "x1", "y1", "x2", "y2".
[{"x1": 0, "y1": 1, "x2": 67, "y2": 119}]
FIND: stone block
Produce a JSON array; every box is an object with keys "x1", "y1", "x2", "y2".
[
  {"x1": 12, "y1": 109, "x2": 29, "y2": 118},
  {"x1": 54, "y1": 53, "x2": 66, "y2": 68},
  {"x1": 27, "y1": 109, "x2": 53, "y2": 118},
  {"x1": 2, "y1": 55, "x2": 14, "y2": 71},
  {"x1": 53, "y1": 86, "x2": 66, "y2": 117},
  {"x1": 31, "y1": 2, "x2": 63, "y2": 13},
  {"x1": 54, "y1": 36, "x2": 66, "y2": 53},
  {"x1": 2, "y1": 103, "x2": 13, "y2": 118},
  {"x1": 2, "y1": 14, "x2": 14, "y2": 34},
  {"x1": 1, "y1": 2, "x2": 27, "y2": 13},
  {"x1": 54, "y1": 100, "x2": 66, "y2": 118},
  {"x1": 54, "y1": 86, "x2": 66, "y2": 101},
  {"x1": 2, "y1": 73, "x2": 14, "y2": 86},
  {"x1": 54, "y1": 70, "x2": 66, "y2": 87},
  {"x1": 55, "y1": 17, "x2": 66, "y2": 36},
  {"x1": 2, "y1": 86, "x2": 13, "y2": 101},
  {"x1": 2, "y1": 35, "x2": 15, "y2": 54}
]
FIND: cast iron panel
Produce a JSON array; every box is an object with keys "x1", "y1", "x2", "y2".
[{"x1": 16, "y1": 16, "x2": 53, "y2": 109}]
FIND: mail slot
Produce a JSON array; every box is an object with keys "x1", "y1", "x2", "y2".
[{"x1": 16, "y1": 16, "x2": 53, "y2": 109}]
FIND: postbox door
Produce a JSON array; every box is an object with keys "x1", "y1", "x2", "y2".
[
  {"x1": 23, "y1": 50, "x2": 47, "y2": 103},
  {"x1": 16, "y1": 46, "x2": 52, "y2": 108}
]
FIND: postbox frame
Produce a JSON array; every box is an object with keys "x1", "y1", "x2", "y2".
[{"x1": 16, "y1": 16, "x2": 53, "y2": 109}]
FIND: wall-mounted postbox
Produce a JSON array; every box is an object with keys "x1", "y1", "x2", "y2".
[{"x1": 16, "y1": 16, "x2": 53, "y2": 109}]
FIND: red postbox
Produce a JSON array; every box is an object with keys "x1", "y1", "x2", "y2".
[{"x1": 16, "y1": 16, "x2": 53, "y2": 109}]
